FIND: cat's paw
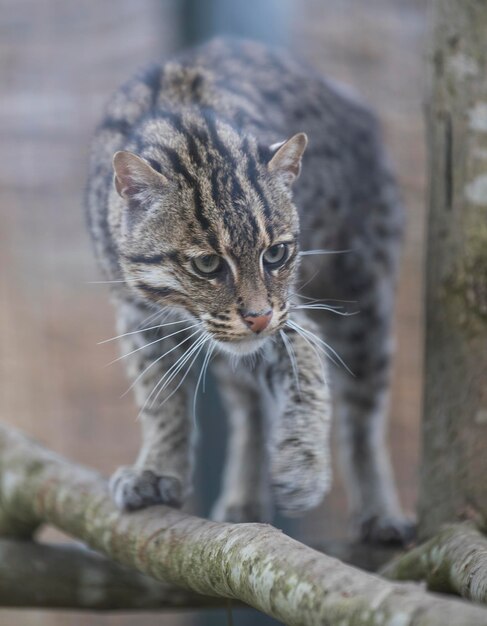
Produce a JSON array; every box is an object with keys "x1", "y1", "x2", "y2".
[
  {"x1": 271, "y1": 448, "x2": 331, "y2": 517},
  {"x1": 211, "y1": 498, "x2": 271, "y2": 523},
  {"x1": 358, "y1": 513, "x2": 416, "y2": 546},
  {"x1": 109, "y1": 466, "x2": 183, "y2": 512}
]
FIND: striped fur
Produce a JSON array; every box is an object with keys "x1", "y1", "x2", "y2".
[{"x1": 86, "y1": 38, "x2": 413, "y2": 544}]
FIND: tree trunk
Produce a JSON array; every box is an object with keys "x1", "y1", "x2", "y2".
[{"x1": 419, "y1": 0, "x2": 487, "y2": 540}]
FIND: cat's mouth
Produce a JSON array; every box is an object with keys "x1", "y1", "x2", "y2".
[{"x1": 214, "y1": 334, "x2": 270, "y2": 356}]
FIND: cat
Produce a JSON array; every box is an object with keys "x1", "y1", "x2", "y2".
[{"x1": 86, "y1": 37, "x2": 413, "y2": 544}]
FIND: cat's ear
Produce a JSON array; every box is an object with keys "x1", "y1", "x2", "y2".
[
  {"x1": 268, "y1": 133, "x2": 308, "y2": 185},
  {"x1": 113, "y1": 151, "x2": 168, "y2": 201}
]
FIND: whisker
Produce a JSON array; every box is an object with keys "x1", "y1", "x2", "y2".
[
  {"x1": 299, "y1": 249, "x2": 351, "y2": 256},
  {"x1": 287, "y1": 319, "x2": 354, "y2": 376},
  {"x1": 287, "y1": 319, "x2": 340, "y2": 369},
  {"x1": 285, "y1": 322, "x2": 327, "y2": 387},
  {"x1": 294, "y1": 269, "x2": 320, "y2": 292},
  {"x1": 287, "y1": 319, "x2": 338, "y2": 365},
  {"x1": 139, "y1": 306, "x2": 170, "y2": 328},
  {"x1": 293, "y1": 301, "x2": 344, "y2": 310},
  {"x1": 107, "y1": 323, "x2": 200, "y2": 366},
  {"x1": 120, "y1": 328, "x2": 202, "y2": 398},
  {"x1": 98, "y1": 318, "x2": 196, "y2": 345},
  {"x1": 291, "y1": 304, "x2": 358, "y2": 317},
  {"x1": 136, "y1": 334, "x2": 204, "y2": 418},
  {"x1": 290, "y1": 293, "x2": 358, "y2": 306},
  {"x1": 145, "y1": 333, "x2": 207, "y2": 408},
  {"x1": 148, "y1": 334, "x2": 209, "y2": 411},
  {"x1": 202, "y1": 343, "x2": 215, "y2": 394},
  {"x1": 192, "y1": 342, "x2": 215, "y2": 421},
  {"x1": 158, "y1": 337, "x2": 209, "y2": 412}
]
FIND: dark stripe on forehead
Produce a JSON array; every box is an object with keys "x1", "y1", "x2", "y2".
[
  {"x1": 162, "y1": 146, "x2": 212, "y2": 233},
  {"x1": 201, "y1": 116, "x2": 262, "y2": 243},
  {"x1": 216, "y1": 169, "x2": 260, "y2": 244},
  {"x1": 193, "y1": 184, "x2": 212, "y2": 233},
  {"x1": 146, "y1": 158, "x2": 163, "y2": 174},
  {"x1": 186, "y1": 132, "x2": 203, "y2": 168},
  {"x1": 190, "y1": 122, "x2": 215, "y2": 167},
  {"x1": 244, "y1": 139, "x2": 274, "y2": 238},
  {"x1": 257, "y1": 143, "x2": 273, "y2": 164},
  {"x1": 207, "y1": 230, "x2": 222, "y2": 254},
  {"x1": 210, "y1": 168, "x2": 220, "y2": 207},
  {"x1": 148, "y1": 111, "x2": 203, "y2": 170},
  {"x1": 204, "y1": 112, "x2": 237, "y2": 168},
  {"x1": 162, "y1": 146, "x2": 194, "y2": 184}
]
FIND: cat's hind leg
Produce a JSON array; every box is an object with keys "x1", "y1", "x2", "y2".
[{"x1": 325, "y1": 280, "x2": 415, "y2": 545}]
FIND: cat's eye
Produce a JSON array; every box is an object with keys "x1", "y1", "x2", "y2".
[
  {"x1": 263, "y1": 243, "x2": 288, "y2": 267},
  {"x1": 192, "y1": 254, "x2": 222, "y2": 276}
]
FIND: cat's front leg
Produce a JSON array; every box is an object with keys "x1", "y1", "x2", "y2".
[
  {"x1": 265, "y1": 316, "x2": 332, "y2": 516},
  {"x1": 110, "y1": 306, "x2": 194, "y2": 512},
  {"x1": 210, "y1": 360, "x2": 271, "y2": 523}
]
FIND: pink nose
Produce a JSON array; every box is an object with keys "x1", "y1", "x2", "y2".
[{"x1": 242, "y1": 310, "x2": 273, "y2": 333}]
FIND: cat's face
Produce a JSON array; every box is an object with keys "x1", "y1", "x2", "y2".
[{"x1": 112, "y1": 129, "x2": 307, "y2": 355}]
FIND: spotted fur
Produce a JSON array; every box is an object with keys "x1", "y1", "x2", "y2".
[{"x1": 86, "y1": 38, "x2": 412, "y2": 543}]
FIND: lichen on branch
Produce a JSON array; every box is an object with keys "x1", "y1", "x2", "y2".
[
  {"x1": 1, "y1": 422, "x2": 487, "y2": 625},
  {"x1": 382, "y1": 523, "x2": 487, "y2": 604}
]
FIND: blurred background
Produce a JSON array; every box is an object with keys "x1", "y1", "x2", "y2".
[{"x1": 0, "y1": 0, "x2": 426, "y2": 624}]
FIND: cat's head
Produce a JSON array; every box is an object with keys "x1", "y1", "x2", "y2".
[{"x1": 112, "y1": 123, "x2": 307, "y2": 356}]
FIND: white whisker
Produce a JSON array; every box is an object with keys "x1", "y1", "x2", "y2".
[
  {"x1": 158, "y1": 338, "x2": 208, "y2": 411},
  {"x1": 295, "y1": 269, "x2": 320, "y2": 292},
  {"x1": 98, "y1": 318, "x2": 196, "y2": 345},
  {"x1": 145, "y1": 333, "x2": 207, "y2": 409},
  {"x1": 202, "y1": 343, "x2": 216, "y2": 394},
  {"x1": 287, "y1": 319, "x2": 354, "y2": 376},
  {"x1": 291, "y1": 304, "x2": 357, "y2": 317},
  {"x1": 107, "y1": 323, "x2": 200, "y2": 366},
  {"x1": 136, "y1": 335, "x2": 204, "y2": 419},
  {"x1": 299, "y1": 249, "x2": 351, "y2": 256},
  {"x1": 290, "y1": 292, "x2": 357, "y2": 305},
  {"x1": 121, "y1": 328, "x2": 202, "y2": 398},
  {"x1": 139, "y1": 306, "x2": 170, "y2": 328},
  {"x1": 148, "y1": 334, "x2": 209, "y2": 411},
  {"x1": 285, "y1": 322, "x2": 327, "y2": 387},
  {"x1": 192, "y1": 342, "x2": 215, "y2": 421}
]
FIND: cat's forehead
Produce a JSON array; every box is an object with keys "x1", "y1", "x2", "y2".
[
  {"x1": 192, "y1": 188, "x2": 296, "y2": 259},
  {"x1": 138, "y1": 111, "x2": 299, "y2": 251}
]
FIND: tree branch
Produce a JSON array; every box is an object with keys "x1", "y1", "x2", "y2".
[
  {"x1": 1, "y1": 422, "x2": 487, "y2": 625},
  {"x1": 0, "y1": 539, "x2": 230, "y2": 610},
  {"x1": 0, "y1": 537, "x2": 397, "y2": 611},
  {"x1": 381, "y1": 523, "x2": 487, "y2": 604}
]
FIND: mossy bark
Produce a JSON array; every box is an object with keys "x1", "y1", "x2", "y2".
[
  {"x1": 382, "y1": 523, "x2": 487, "y2": 603},
  {"x1": 1, "y1": 423, "x2": 487, "y2": 624},
  {"x1": 419, "y1": 0, "x2": 487, "y2": 540},
  {"x1": 0, "y1": 539, "x2": 227, "y2": 610}
]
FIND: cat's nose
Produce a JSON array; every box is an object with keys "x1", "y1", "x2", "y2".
[{"x1": 241, "y1": 309, "x2": 273, "y2": 333}]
